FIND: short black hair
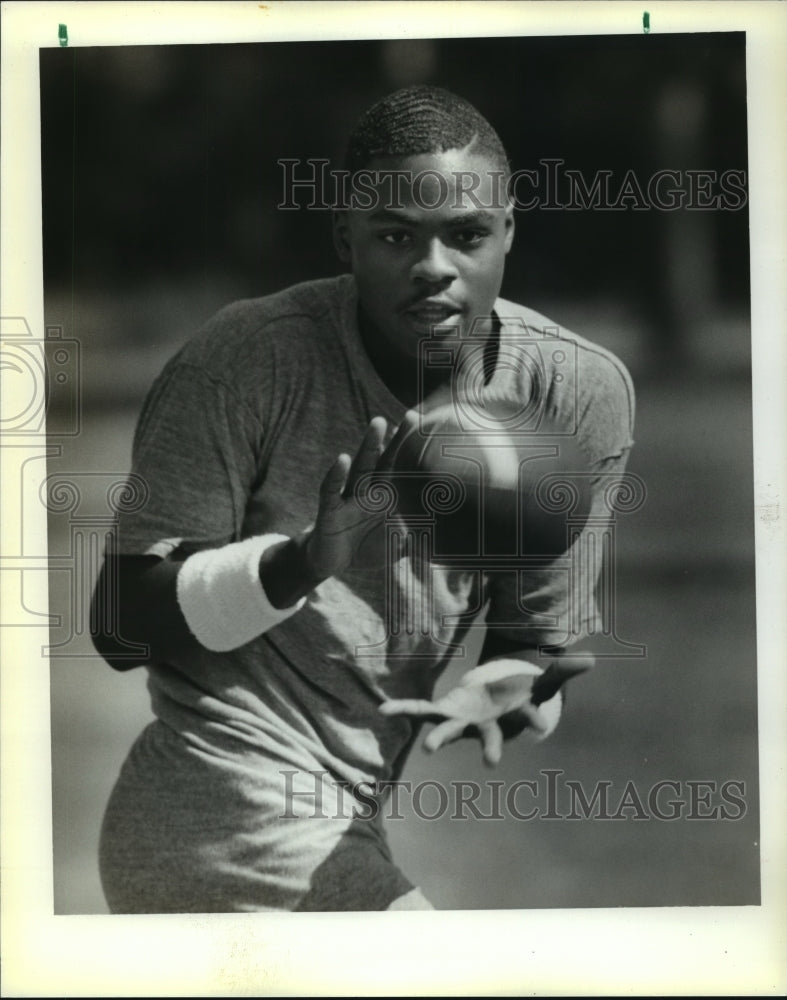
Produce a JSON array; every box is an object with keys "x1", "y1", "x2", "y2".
[{"x1": 344, "y1": 85, "x2": 510, "y2": 177}]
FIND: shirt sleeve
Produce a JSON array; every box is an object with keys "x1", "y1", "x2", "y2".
[
  {"x1": 115, "y1": 359, "x2": 264, "y2": 556},
  {"x1": 484, "y1": 348, "x2": 636, "y2": 650}
]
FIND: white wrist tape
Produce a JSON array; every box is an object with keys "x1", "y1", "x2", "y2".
[
  {"x1": 144, "y1": 537, "x2": 184, "y2": 559},
  {"x1": 175, "y1": 534, "x2": 306, "y2": 652}
]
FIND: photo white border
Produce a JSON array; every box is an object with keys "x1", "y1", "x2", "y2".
[{"x1": 2, "y1": 2, "x2": 785, "y2": 995}]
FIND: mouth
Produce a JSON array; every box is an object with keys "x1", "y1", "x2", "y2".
[{"x1": 404, "y1": 300, "x2": 463, "y2": 329}]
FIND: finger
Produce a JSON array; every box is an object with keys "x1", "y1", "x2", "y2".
[
  {"x1": 345, "y1": 417, "x2": 387, "y2": 496},
  {"x1": 379, "y1": 698, "x2": 440, "y2": 717},
  {"x1": 377, "y1": 409, "x2": 421, "y2": 475},
  {"x1": 480, "y1": 722, "x2": 504, "y2": 767},
  {"x1": 530, "y1": 652, "x2": 595, "y2": 706},
  {"x1": 318, "y1": 453, "x2": 352, "y2": 510},
  {"x1": 424, "y1": 717, "x2": 467, "y2": 753}
]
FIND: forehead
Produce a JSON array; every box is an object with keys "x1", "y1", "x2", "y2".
[{"x1": 353, "y1": 149, "x2": 508, "y2": 216}]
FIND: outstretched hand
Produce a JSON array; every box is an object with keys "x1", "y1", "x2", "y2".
[
  {"x1": 303, "y1": 411, "x2": 418, "y2": 580},
  {"x1": 379, "y1": 652, "x2": 595, "y2": 766}
]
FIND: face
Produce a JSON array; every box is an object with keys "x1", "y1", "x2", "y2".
[{"x1": 334, "y1": 148, "x2": 514, "y2": 361}]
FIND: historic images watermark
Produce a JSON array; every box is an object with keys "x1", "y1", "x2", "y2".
[
  {"x1": 278, "y1": 159, "x2": 748, "y2": 212},
  {"x1": 280, "y1": 769, "x2": 748, "y2": 823}
]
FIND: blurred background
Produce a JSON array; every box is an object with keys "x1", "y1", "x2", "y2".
[{"x1": 40, "y1": 33, "x2": 757, "y2": 913}]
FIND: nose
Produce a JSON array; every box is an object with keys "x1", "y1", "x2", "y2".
[{"x1": 410, "y1": 238, "x2": 459, "y2": 285}]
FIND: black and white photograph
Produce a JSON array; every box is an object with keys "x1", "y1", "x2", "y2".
[{"x1": 2, "y1": 2, "x2": 785, "y2": 996}]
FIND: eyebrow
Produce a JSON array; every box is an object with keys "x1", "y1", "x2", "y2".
[{"x1": 368, "y1": 208, "x2": 498, "y2": 226}]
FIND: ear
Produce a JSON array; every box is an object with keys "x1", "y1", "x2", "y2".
[
  {"x1": 503, "y1": 199, "x2": 515, "y2": 254},
  {"x1": 332, "y1": 210, "x2": 353, "y2": 264}
]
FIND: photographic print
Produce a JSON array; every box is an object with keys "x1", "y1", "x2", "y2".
[
  {"x1": 2, "y1": 2, "x2": 785, "y2": 996},
  {"x1": 40, "y1": 27, "x2": 757, "y2": 914}
]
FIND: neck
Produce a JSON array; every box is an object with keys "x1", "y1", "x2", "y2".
[
  {"x1": 357, "y1": 314, "x2": 445, "y2": 408},
  {"x1": 358, "y1": 310, "x2": 501, "y2": 409}
]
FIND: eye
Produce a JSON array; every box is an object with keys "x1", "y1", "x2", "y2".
[
  {"x1": 381, "y1": 230, "x2": 414, "y2": 245},
  {"x1": 453, "y1": 229, "x2": 489, "y2": 247}
]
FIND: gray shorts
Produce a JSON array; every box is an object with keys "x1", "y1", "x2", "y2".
[{"x1": 99, "y1": 721, "x2": 415, "y2": 913}]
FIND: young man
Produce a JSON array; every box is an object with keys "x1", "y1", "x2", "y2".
[{"x1": 91, "y1": 86, "x2": 635, "y2": 912}]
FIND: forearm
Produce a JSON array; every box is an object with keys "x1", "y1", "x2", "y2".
[
  {"x1": 91, "y1": 531, "x2": 325, "y2": 670},
  {"x1": 90, "y1": 553, "x2": 197, "y2": 670},
  {"x1": 479, "y1": 627, "x2": 563, "y2": 666}
]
